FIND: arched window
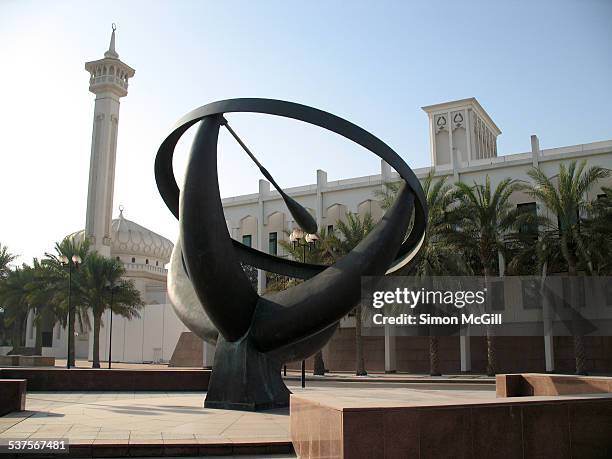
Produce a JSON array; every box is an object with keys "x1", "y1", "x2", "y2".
[
  {"x1": 146, "y1": 259, "x2": 149, "y2": 265},
  {"x1": 131, "y1": 257, "x2": 135, "y2": 263}
]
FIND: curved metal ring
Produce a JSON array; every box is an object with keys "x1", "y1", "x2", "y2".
[{"x1": 155, "y1": 98, "x2": 427, "y2": 277}]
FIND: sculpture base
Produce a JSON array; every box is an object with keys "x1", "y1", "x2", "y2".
[{"x1": 204, "y1": 335, "x2": 290, "y2": 411}]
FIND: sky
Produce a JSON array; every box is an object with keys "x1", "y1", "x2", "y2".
[{"x1": 1, "y1": 0, "x2": 611, "y2": 265}]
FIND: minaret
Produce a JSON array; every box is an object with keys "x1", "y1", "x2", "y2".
[{"x1": 84, "y1": 25, "x2": 135, "y2": 256}]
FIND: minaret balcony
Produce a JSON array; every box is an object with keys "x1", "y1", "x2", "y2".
[{"x1": 89, "y1": 75, "x2": 129, "y2": 90}]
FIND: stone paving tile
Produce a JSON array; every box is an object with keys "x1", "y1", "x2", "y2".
[
  {"x1": 129, "y1": 433, "x2": 163, "y2": 440},
  {"x1": 161, "y1": 432, "x2": 196, "y2": 440},
  {"x1": 3, "y1": 423, "x2": 41, "y2": 433},
  {"x1": 0, "y1": 432, "x2": 31, "y2": 439}
]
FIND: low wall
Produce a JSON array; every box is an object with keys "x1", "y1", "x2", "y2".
[
  {"x1": 0, "y1": 379, "x2": 26, "y2": 416},
  {"x1": 292, "y1": 329, "x2": 612, "y2": 374},
  {"x1": 497, "y1": 373, "x2": 612, "y2": 397},
  {"x1": 291, "y1": 374, "x2": 612, "y2": 458},
  {"x1": 169, "y1": 331, "x2": 203, "y2": 367},
  {"x1": 0, "y1": 368, "x2": 210, "y2": 391},
  {"x1": 0, "y1": 355, "x2": 20, "y2": 365}
]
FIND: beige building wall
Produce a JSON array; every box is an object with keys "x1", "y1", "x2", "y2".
[{"x1": 220, "y1": 97, "x2": 612, "y2": 374}]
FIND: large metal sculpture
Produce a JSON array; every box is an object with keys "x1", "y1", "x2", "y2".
[{"x1": 155, "y1": 99, "x2": 427, "y2": 410}]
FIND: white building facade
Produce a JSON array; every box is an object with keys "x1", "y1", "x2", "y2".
[{"x1": 221, "y1": 98, "x2": 612, "y2": 374}]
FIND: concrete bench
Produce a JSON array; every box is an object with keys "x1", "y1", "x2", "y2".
[
  {"x1": 0, "y1": 379, "x2": 26, "y2": 416},
  {"x1": 0, "y1": 355, "x2": 55, "y2": 367},
  {"x1": 291, "y1": 374, "x2": 612, "y2": 458}
]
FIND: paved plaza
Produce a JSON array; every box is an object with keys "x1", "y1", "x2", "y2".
[
  {"x1": 0, "y1": 392, "x2": 289, "y2": 442},
  {"x1": 0, "y1": 382, "x2": 495, "y2": 443}
]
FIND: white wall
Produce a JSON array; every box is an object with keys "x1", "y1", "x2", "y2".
[
  {"x1": 222, "y1": 140, "x2": 612, "y2": 246},
  {"x1": 89, "y1": 303, "x2": 187, "y2": 363}
]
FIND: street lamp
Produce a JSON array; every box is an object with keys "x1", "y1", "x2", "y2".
[
  {"x1": 59, "y1": 254, "x2": 81, "y2": 369},
  {"x1": 104, "y1": 280, "x2": 118, "y2": 369},
  {"x1": 290, "y1": 227, "x2": 318, "y2": 388}
]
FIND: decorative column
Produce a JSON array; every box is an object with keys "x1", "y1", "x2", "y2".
[
  {"x1": 381, "y1": 159, "x2": 393, "y2": 182},
  {"x1": 384, "y1": 325, "x2": 397, "y2": 373},
  {"x1": 84, "y1": 25, "x2": 135, "y2": 256},
  {"x1": 316, "y1": 169, "x2": 327, "y2": 227},
  {"x1": 257, "y1": 179, "x2": 269, "y2": 294},
  {"x1": 380, "y1": 160, "x2": 398, "y2": 373},
  {"x1": 531, "y1": 134, "x2": 540, "y2": 169},
  {"x1": 460, "y1": 335, "x2": 471, "y2": 373}
]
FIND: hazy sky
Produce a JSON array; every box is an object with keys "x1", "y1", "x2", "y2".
[{"x1": 2, "y1": 0, "x2": 611, "y2": 265}]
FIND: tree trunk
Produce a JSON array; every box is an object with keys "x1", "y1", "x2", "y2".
[
  {"x1": 573, "y1": 335, "x2": 586, "y2": 375},
  {"x1": 429, "y1": 336, "x2": 441, "y2": 376},
  {"x1": 425, "y1": 277, "x2": 440, "y2": 376},
  {"x1": 313, "y1": 350, "x2": 325, "y2": 375},
  {"x1": 567, "y1": 261, "x2": 587, "y2": 375},
  {"x1": 355, "y1": 305, "x2": 367, "y2": 376},
  {"x1": 486, "y1": 333, "x2": 496, "y2": 376},
  {"x1": 482, "y1": 264, "x2": 496, "y2": 376},
  {"x1": 11, "y1": 316, "x2": 24, "y2": 350},
  {"x1": 92, "y1": 312, "x2": 101, "y2": 368},
  {"x1": 34, "y1": 317, "x2": 43, "y2": 355}
]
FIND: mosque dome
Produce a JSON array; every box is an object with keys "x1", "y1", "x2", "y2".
[
  {"x1": 69, "y1": 208, "x2": 174, "y2": 264},
  {"x1": 110, "y1": 208, "x2": 173, "y2": 263}
]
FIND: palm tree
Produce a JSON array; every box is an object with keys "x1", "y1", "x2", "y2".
[
  {"x1": 582, "y1": 186, "x2": 612, "y2": 275},
  {"x1": 44, "y1": 237, "x2": 91, "y2": 367},
  {"x1": 450, "y1": 176, "x2": 523, "y2": 376},
  {"x1": 277, "y1": 216, "x2": 374, "y2": 376},
  {"x1": 399, "y1": 172, "x2": 465, "y2": 277},
  {"x1": 0, "y1": 244, "x2": 17, "y2": 345},
  {"x1": 278, "y1": 226, "x2": 335, "y2": 375},
  {"x1": 522, "y1": 160, "x2": 610, "y2": 374},
  {"x1": 24, "y1": 259, "x2": 63, "y2": 353},
  {"x1": 328, "y1": 212, "x2": 374, "y2": 376},
  {"x1": 376, "y1": 181, "x2": 402, "y2": 211},
  {"x1": 79, "y1": 253, "x2": 143, "y2": 368},
  {"x1": 0, "y1": 261, "x2": 59, "y2": 353},
  {"x1": 377, "y1": 172, "x2": 467, "y2": 375},
  {"x1": 407, "y1": 172, "x2": 468, "y2": 376},
  {"x1": 0, "y1": 265, "x2": 33, "y2": 350},
  {"x1": 0, "y1": 244, "x2": 17, "y2": 279}
]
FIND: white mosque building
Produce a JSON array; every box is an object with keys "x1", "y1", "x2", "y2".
[{"x1": 23, "y1": 28, "x2": 612, "y2": 373}]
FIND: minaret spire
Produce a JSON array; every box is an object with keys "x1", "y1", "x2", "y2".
[
  {"x1": 104, "y1": 23, "x2": 119, "y2": 59},
  {"x1": 84, "y1": 27, "x2": 135, "y2": 256}
]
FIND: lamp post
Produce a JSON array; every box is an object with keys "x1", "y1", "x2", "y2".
[
  {"x1": 59, "y1": 254, "x2": 82, "y2": 369},
  {"x1": 290, "y1": 228, "x2": 319, "y2": 388},
  {"x1": 105, "y1": 281, "x2": 117, "y2": 369}
]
